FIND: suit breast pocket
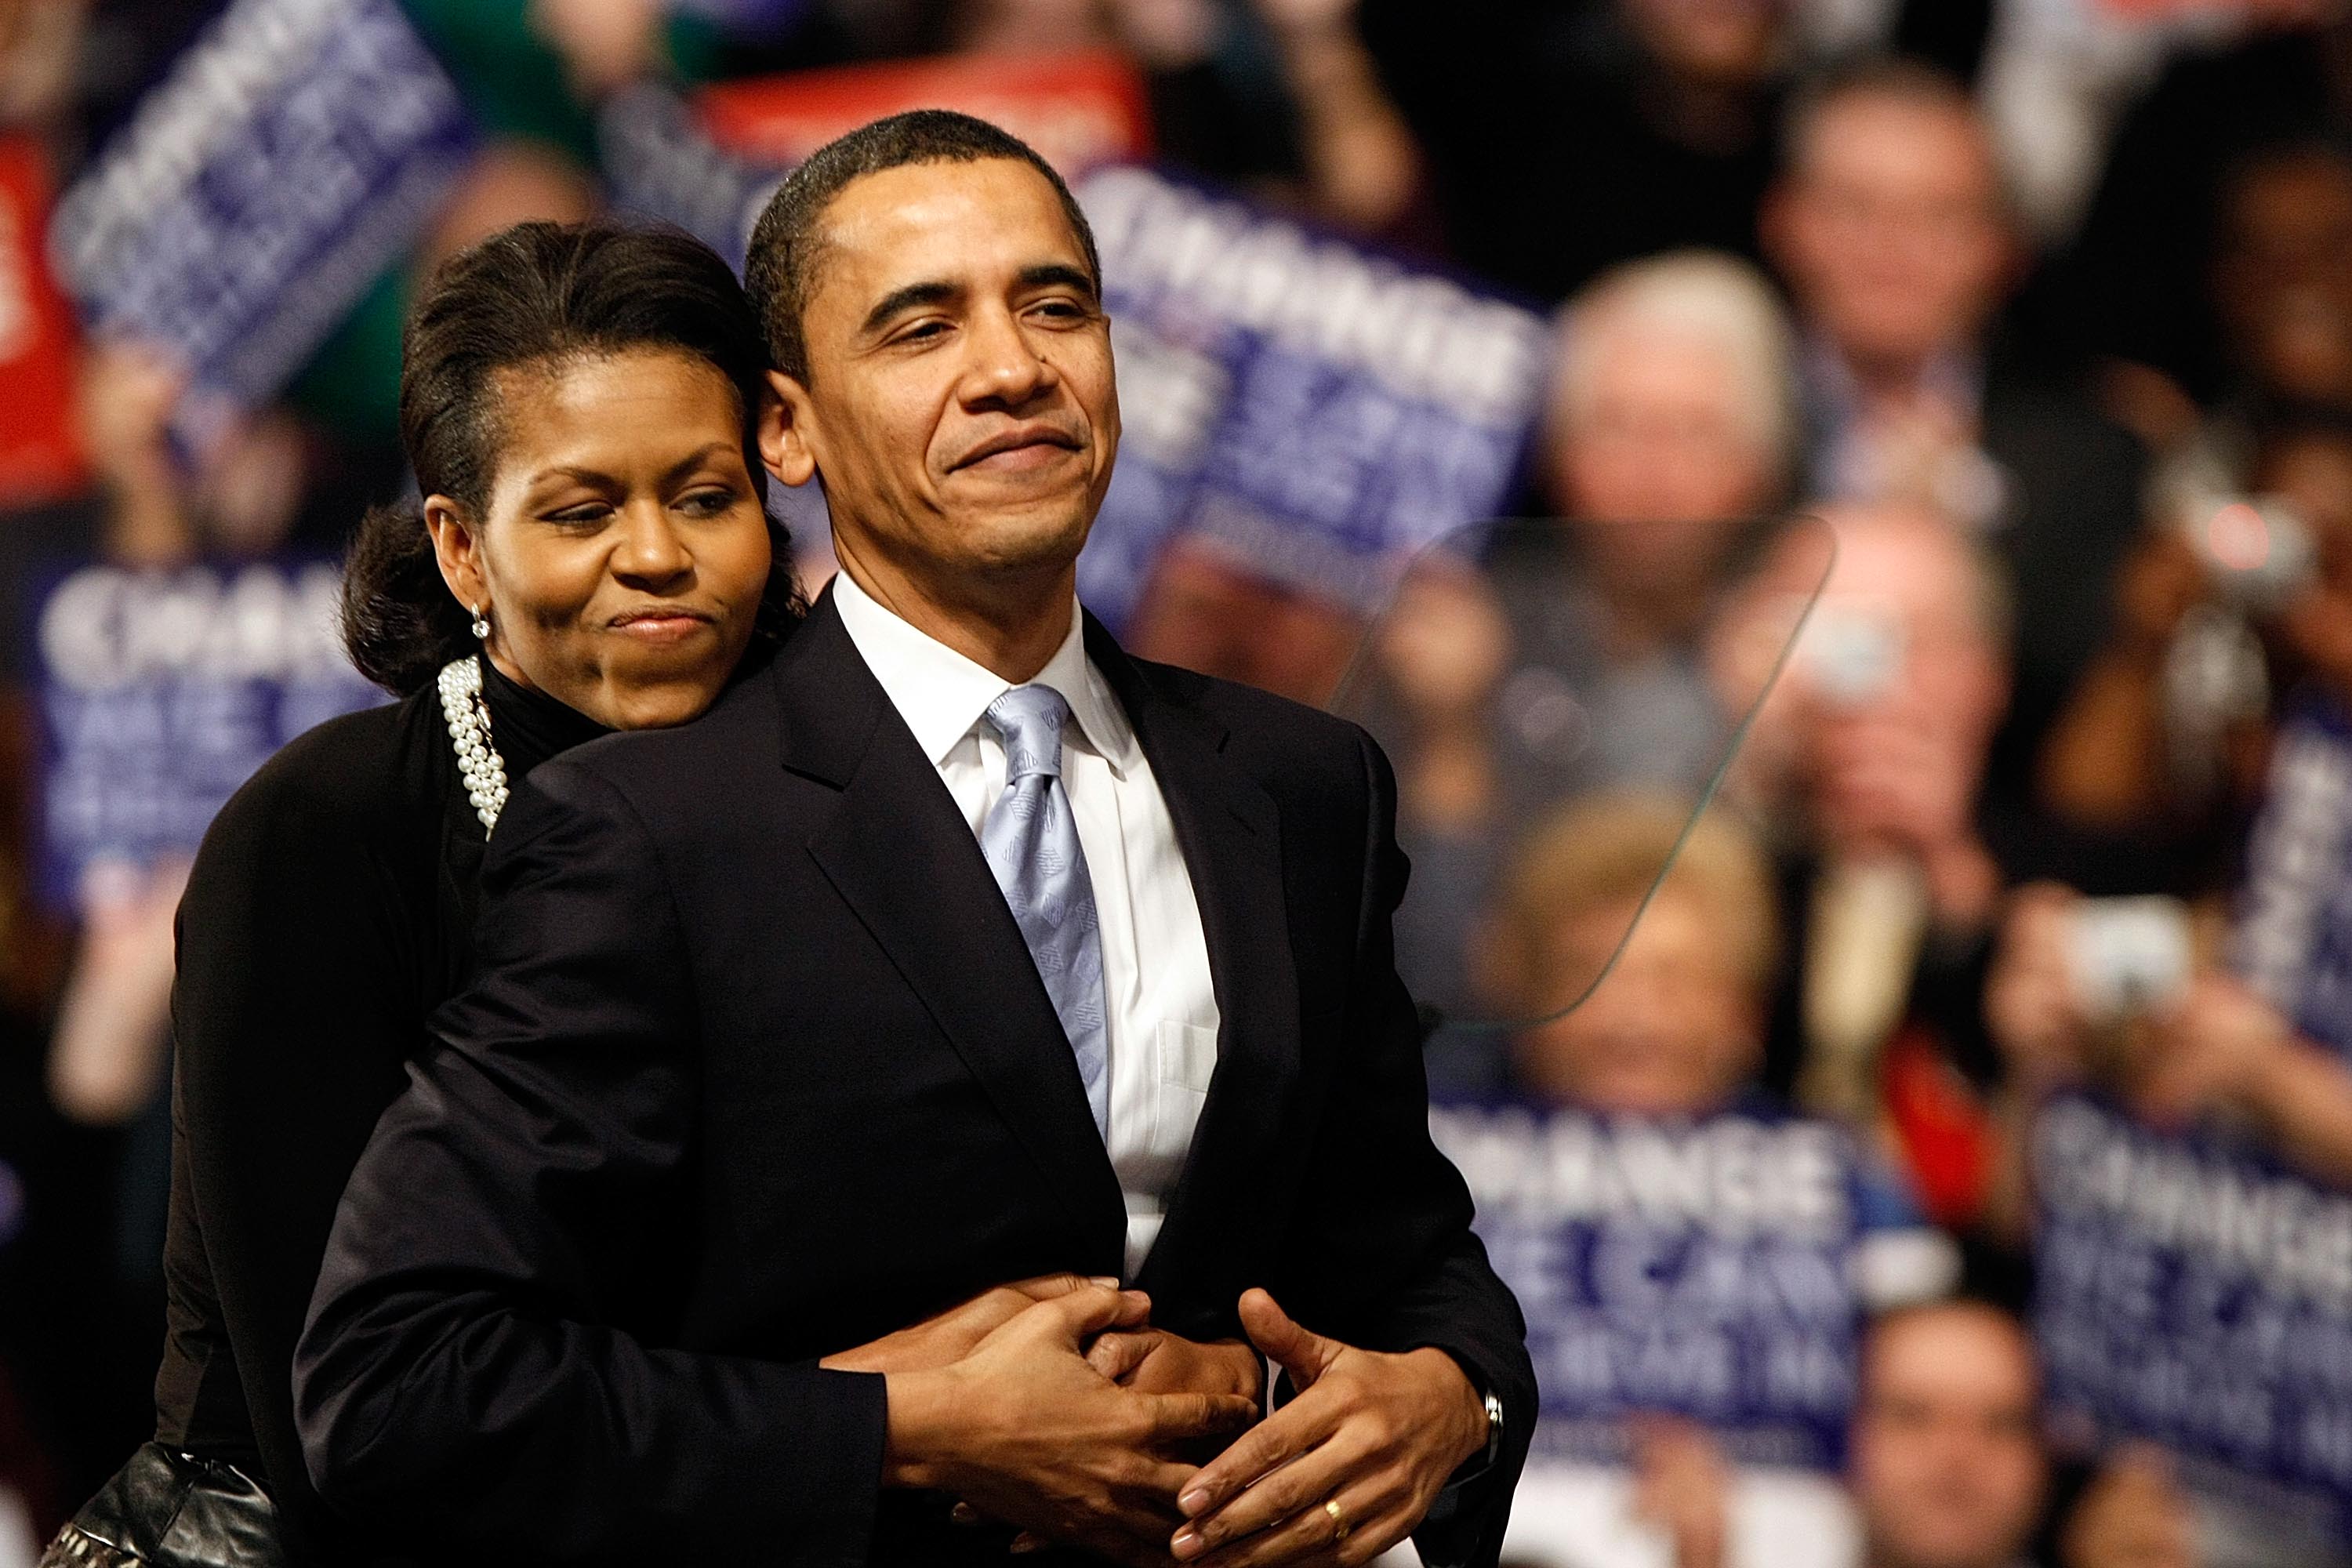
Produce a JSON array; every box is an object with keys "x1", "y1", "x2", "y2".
[{"x1": 1150, "y1": 1019, "x2": 1220, "y2": 1159}]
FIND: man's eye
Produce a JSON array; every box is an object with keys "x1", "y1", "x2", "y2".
[{"x1": 897, "y1": 320, "x2": 949, "y2": 343}]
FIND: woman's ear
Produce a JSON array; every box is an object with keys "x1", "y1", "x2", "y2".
[
  {"x1": 760, "y1": 370, "x2": 818, "y2": 488},
  {"x1": 423, "y1": 496, "x2": 488, "y2": 619}
]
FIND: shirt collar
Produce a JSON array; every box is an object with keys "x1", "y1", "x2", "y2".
[{"x1": 830, "y1": 567, "x2": 1139, "y2": 776}]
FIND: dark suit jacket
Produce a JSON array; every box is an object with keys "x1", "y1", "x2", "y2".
[{"x1": 292, "y1": 586, "x2": 1534, "y2": 1566}]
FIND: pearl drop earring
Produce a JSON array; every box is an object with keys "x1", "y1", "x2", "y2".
[{"x1": 470, "y1": 604, "x2": 491, "y2": 641}]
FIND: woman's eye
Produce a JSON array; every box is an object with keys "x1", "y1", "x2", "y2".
[
  {"x1": 678, "y1": 488, "x2": 737, "y2": 515},
  {"x1": 545, "y1": 503, "x2": 613, "y2": 525}
]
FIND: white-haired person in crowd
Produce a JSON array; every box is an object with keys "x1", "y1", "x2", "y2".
[{"x1": 1374, "y1": 250, "x2": 1801, "y2": 1035}]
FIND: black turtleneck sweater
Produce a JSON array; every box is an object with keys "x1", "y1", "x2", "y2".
[{"x1": 153, "y1": 656, "x2": 608, "y2": 1564}]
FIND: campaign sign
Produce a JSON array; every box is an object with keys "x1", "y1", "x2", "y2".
[
  {"x1": 35, "y1": 559, "x2": 384, "y2": 912},
  {"x1": 698, "y1": 51, "x2": 1152, "y2": 179},
  {"x1": 2033, "y1": 1092, "x2": 2352, "y2": 1537},
  {"x1": 600, "y1": 84, "x2": 784, "y2": 272},
  {"x1": 47, "y1": 0, "x2": 474, "y2": 458},
  {"x1": 2234, "y1": 686, "x2": 2352, "y2": 1058},
  {"x1": 1074, "y1": 166, "x2": 1549, "y2": 626},
  {"x1": 1431, "y1": 1102, "x2": 1871, "y2": 1468},
  {"x1": 0, "y1": 136, "x2": 87, "y2": 506}
]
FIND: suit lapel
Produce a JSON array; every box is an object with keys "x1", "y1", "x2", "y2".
[
  {"x1": 1087, "y1": 622, "x2": 1301, "y2": 1298},
  {"x1": 777, "y1": 589, "x2": 1127, "y2": 1264}
]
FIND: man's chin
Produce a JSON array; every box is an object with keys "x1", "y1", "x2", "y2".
[{"x1": 950, "y1": 508, "x2": 1096, "y2": 579}]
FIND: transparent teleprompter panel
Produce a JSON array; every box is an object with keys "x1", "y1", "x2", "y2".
[{"x1": 1327, "y1": 512, "x2": 1836, "y2": 1037}]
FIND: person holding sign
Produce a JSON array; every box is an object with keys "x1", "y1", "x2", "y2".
[
  {"x1": 1434, "y1": 793, "x2": 1953, "y2": 1568},
  {"x1": 41, "y1": 223, "x2": 804, "y2": 1566},
  {"x1": 296, "y1": 111, "x2": 1531, "y2": 1567}
]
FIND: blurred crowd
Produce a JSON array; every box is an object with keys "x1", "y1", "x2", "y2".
[{"x1": 6, "y1": 0, "x2": 2352, "y2": 1566}]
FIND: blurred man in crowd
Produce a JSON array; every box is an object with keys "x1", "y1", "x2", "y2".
[
  {"x1": 1846, "y1": 1301, "x2": 2045, "y2": 1568},
  {"x1": 1764, "y1": 60, "x2": 2146, "y2": 821},
  {"x1": 1715, "y1": 503, "x2": 2013, "y2": 1229}
]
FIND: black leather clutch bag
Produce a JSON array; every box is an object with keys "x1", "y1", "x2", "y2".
[{"x1": 40, "y1": 1443, "x2": 285, "y2": 1568}]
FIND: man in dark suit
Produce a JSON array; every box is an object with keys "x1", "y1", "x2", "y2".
[{"x1": 293, "y1": 111, "x2": 1532, "y2": 1567}]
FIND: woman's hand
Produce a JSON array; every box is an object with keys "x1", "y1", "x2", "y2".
[
  {"x1": 1091, "y1": 1329, "x2": 1267, "y2": 1406},
  {"x1": 821, "y1": 1273, "x2": 1117, "y2": 1375}
]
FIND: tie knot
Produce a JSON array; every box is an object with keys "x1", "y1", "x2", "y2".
[{"x1": 987, "y1": 684, "x2": 1072, "y2": 779}]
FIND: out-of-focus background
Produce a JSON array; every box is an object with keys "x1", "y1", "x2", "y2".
[{"x1": 6, "y1": 1, "x2": 2352, "y2": 1565}]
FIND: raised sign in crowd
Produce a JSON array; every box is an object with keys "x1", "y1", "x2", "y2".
[{"x1": 3, "y1": 0, "x2": 2352, "y2": 1566}]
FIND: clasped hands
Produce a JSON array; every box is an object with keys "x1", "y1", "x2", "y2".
[{"x1": 823, "y1": 1277, "x2": 1487, "y2": 1566}]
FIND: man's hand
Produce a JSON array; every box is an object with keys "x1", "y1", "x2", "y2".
[
  {"x1": 886, "y1": 1285, "x2": 1261, "y2": 1566},
  {"x1": 821, "y1": 1273, "x2": 1111, "y2": 1374},
  {"x1": 1169, "y1": 1289, "x2": 1487, "y2": 1567}
]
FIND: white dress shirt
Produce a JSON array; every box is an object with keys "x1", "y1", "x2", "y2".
[{"x1": 832, "y1": 570, "x2": 1221, "y2": 1278}]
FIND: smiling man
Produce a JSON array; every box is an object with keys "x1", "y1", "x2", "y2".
[{"x1": 295, "y1": 112, "x2": 1530, "y2": 1568}]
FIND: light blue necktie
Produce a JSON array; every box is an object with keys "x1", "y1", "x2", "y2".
[{"x1": 979, "y1": 684, "x2": 1110, "y2": 1141}]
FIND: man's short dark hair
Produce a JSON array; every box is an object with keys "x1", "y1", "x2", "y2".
[
  {"x1": 1781, "y1": 55, "x2": 1981, "y2": 176},
  {"x1": 743, "y1": 109, "x2": 1102, "y2": 385}
]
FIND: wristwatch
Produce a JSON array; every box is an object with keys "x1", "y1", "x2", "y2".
[{"x1": 1480, "y1": 1388, "x2": 1504, "y2": 1468}]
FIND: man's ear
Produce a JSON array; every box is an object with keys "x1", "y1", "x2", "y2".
[
  {"x1": 423, "y1": 496, "x2": 488, "y2": 620},
  {"x1": 760, "y1": 370, "x2": 818, "y2": 488}
]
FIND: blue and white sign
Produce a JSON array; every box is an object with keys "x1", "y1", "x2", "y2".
[
  {"x1": 2033, "y1": 1092, "x2": 2352, "y2": 1539},
  {"x1": 598, "y1": 84, "x2": 781, "y2": 274},
  {"x1": 35, "y1": 559, "x2": 385, "y2": 911},
  {"x1": 2235, "y1": 686, "x2": 2352, "y2": 1058},
  {"x1": 1432, "y1": 1102, "x2": 1911, "y2": 1469},
  {"x1": 48, "y1": 0, "x2": 475, "y2": 456},
  {"x1": 1076, "y1": 166, "x2": 1548, "y2": 626}
]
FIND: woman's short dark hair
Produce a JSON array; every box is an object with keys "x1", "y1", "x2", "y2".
[{"x1": 342, "y1": 220, "x2": 804, "y2": 695}]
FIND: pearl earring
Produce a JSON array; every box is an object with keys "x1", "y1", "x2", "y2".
[{"x1": 470, "y1": 604, "x2": 491, "y2": 641}]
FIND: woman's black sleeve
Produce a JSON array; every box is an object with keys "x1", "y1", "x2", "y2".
[{"x1": 168, "y1": 736, "x2": 423, "y2": 1531}]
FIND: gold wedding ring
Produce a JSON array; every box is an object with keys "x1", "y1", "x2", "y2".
[{"x1": 1323, "y1": 1498, "x2": 1349, "y2": 1541}]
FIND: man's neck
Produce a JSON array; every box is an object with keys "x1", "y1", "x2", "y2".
[
  {"x1": 834, "y1": 542, "x2": 1074, "y2": 685},
  {"x1": 1825, "y1": 339, "x2": 1976, "y2": 408}
]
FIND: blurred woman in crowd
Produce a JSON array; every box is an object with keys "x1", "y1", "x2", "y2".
[
  {"x1": 40, "y1": 220, "x2": 798, "y2": 1566},
  {"x1": 1441, "y1": 792, "x2": 1955, "y2": 1568}
]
